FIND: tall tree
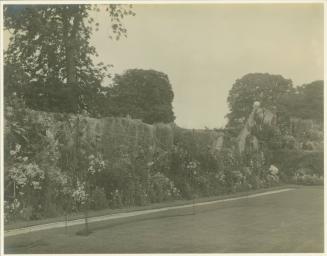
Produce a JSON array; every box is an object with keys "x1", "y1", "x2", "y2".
[
  {"x1": 226, "y1": 73, "x2": 293, "y2": 129},
  {"x1": 104, "y1": 69, "x2": 175, "y2": 124},
  {"x1": 279, "y1": 80, "x2": 323, "y2": 122},
  {"x1": 299, "y1": 80, "x2": 323, "y2": 121},
  {"x1": 4, "y1": 4, "x2": 134, "y2": 114}
]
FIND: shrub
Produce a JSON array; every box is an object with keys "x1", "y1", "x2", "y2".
[
  {"x1": 291, "y1": 174, "x2": 323, "y2": 185},
  {"x1": 291, "y1": 168, "x2": 323, "y2": 185},
  {"x1": 270, "y1": 150, "x2": 323, "y2": 181},
  {"x1": 281, "y1": 135, "x2": 296, "y2": 149},
  {"x1": 4, "y1": 199, "x2": 21, "y2": 223},
  {"x1": 72, "y1": 181, "x2": 88, "y2": 211},
  {"x1": 148, "y1": 172, "x2": 180, "y2": 203}
]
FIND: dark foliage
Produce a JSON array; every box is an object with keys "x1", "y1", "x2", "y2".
[
  {"x1": 100, "y1": 69, "x2": 175, "y2": 124},
  {"x1": 4, "y1": 4, "x2": 134, "y2": 115},
  {"x1": 270, "y1": 150, "x2": 323, "y2": 181},
  {"x1": 278, "y1": 80, "x2": 323, "y2": 122},
  {"x1": 226, "y1": 73, "x2": 293, "y2": 130}
]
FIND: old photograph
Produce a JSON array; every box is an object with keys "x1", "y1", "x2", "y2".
[{"x1": 1, "y1": 1, "x2": 324, "y2": 253}]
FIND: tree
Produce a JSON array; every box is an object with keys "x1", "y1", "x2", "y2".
[
  {"x1": 4, "y1": 4, "x2": 134, "y2": 233},
  {"x1": 4, "y1": 4, "x2": 134, "y2": 114},
  {"x1": 299, "y1": 80, "x2": 324, "y2": 121},
  {"x1": 226, "y1": 73, "x2": 293, "y2": 129},
  {"x1": 103, "y1": 69, "x2": 175, "y2": 124},
  {"x1": 277, "y1": 80, "x2": 323, "y2": 123}
]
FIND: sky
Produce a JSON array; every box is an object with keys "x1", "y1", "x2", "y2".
[
  {"x1": 3, "y1": 3, "x2": 324, "y2": 129},
  {"x1": 90, "y1": 3, "x2": 324, "y2": 129}
]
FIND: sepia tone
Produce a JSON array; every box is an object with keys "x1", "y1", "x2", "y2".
[{"x1": 2, "y1": 2, "x2": 324, "y2": 253}]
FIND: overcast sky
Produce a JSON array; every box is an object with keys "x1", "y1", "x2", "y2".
[
  {"x1": 4, "y1": 3, "x2": 324, "y2": 129},
  {"x1": 90, "y1": 3, "x2": 323, "y2": 129}
]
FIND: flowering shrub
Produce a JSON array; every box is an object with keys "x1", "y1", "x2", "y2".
[
  {"x1": 9, "y1": 162, "x2": 45, "y2": 191},
  {"x1": 149, "y1": 172, "x2": 180, "y2": 203},
  {"x1": 291, "y1": 168, "x2": 323, "y2": 185},
  {"x1": 72, "y1": 181, "x2": 88, "y2": 210},
  {"x1": 8, "y1": 144, "x2": 45, "y2": 191},
  {"x1": 263, "y1": 164, "x2": 280, "y2": 186},
  {"x1": 186, "y1": 160, "x2": 199, "y2": 173},
  {"x1": 5, "y1": 142, "x2": 46, "y2": 221},
  {"x1": 291, "y1": 174, "x2": 323, "y2": 185},
  {"x1": 266, "y1": 173, "x2": 279, "y2": 186},
  {"x1": 70, "y1": 153, "x2": 107, "y2": 211},
  {"x1": 87, "y1": 153, "x2": 106, "y2": 175}
]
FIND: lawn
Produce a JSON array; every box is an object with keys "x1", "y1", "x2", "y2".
[
  {"x1": 4, "y1": 184, "x2": 294, "y2": 230},
  {"x1": 4, "y1": 185, "x2": 323, "y2": 253}
]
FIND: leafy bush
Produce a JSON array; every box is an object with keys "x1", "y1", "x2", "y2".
[
  {"x1": 290, "y1": 168, "x2": 323, "y2": 185},
  {"x1": 281, "y1": 135, "x2": 296, "y2": 149},
  {"x1": 270, "y1": 150, "x2": 323, "y2": 181},
  {"x1": 72, "y1": 181, "x2": 88, "y2": 211},
  {"x1": 291, "y1": 174, "x2": 323, "y2": 185},
  {"x1": 148, "y1": 172, "x2": 180, "y2": 203},
  {"x1": 4, "y1": 199, "x2": 21, "y2": 223}
]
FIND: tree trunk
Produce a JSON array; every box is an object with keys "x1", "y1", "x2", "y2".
[
  {"x1": 62, "y1": 6, "x2": 82, "y2": 112},
  {"x1": 62, "y1": 11, "x2": 75, "y2": 85}
]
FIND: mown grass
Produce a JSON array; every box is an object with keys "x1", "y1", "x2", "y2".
[
  {"x1": 5, "y1": 185, "x2": 323, "y2": 253},
  {"x1": 5, "y1": 184, "x2": 298, "y2": 230}
]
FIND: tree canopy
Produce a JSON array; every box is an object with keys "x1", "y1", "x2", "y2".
[
  {"x1": 102, "y1": 69, "x2": 175, "y2": 124},
  {"x1": 226, "y1": 73, "x2": 293, "y2": 129},
  {"x1": 278, "y1": 80, "x2": 323, "y2": 122},
  {"x1": 4, "y1": 4, "x2": 134, "y2": 114}
]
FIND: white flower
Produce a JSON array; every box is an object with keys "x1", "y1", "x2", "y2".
[
  {"x1": 72, "y1": 181, "x2": 88, "y2": 204},
  {"x1": 269, "y1": 165, "x2": 279, "y2": 175},
  {"x1": 15, "y1": 144, "x2": 21, "y2": 152},
  {"x1": 32, "y1": 181, "x2": 41, "y2": 190},
  {"x1": 147, "y1": 161, "x2": 154, "y2": 167}
]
